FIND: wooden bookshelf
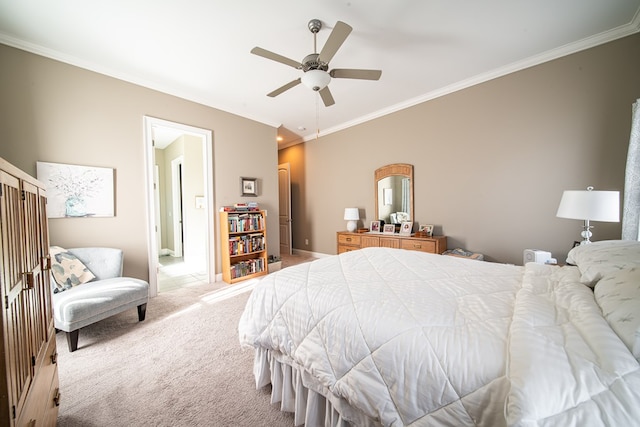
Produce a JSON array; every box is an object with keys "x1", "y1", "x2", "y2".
[{"x1": 219, "y1": 210, "x2": 268, "y2": 284}]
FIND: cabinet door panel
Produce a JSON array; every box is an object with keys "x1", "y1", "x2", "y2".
[
  {"x1": 360, "y1": 236, "x2": 379, "y2": 248},
  {"x1": 379, "y1": 237, "x2": 400, "y2": 249},
  {"x1": 0, "y1": 170, "x2": 33, "y2": 420}
]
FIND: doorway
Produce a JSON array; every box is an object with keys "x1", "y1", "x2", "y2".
[
  {"x1": 278, "y1": 163, "x2": 292, "y2": 255},
  {"x1": 144, "y1": 116, "x2": 215, "y2": 296}
]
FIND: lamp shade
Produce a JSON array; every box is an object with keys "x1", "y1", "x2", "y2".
[
  {"x1": 556, "y1": 189, "x2": 620, "y2": 222},
  {"x1": 301, "y1": 69, "x2": 331, "y2": 91},
  {"x1": 344, "y1": 208, "x2": 360, "y2": 221}
]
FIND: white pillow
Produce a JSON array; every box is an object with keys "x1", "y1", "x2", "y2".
[
  {"x1": 567, "y1": 240, "x2": 640, "y2": 287},
  {"x1": 594, "y1": 268, "x2": 640, "y2": 360}
]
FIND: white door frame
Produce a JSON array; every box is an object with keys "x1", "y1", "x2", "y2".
[
  {"x1": 170, "y1": 156, "x2": 184, "y2": 257},
  {"x1": 143, "y1": 116, "x2": 215, "y2": 297}
]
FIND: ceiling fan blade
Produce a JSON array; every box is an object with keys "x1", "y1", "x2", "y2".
[
  {"x1": 251, "y1": 47, "x2": 301, "y2": 69},
  {"x1": 319, "y1": 86, "x2": 335, "y2": 107},
  {"x1": 267, "y1": 78, "x2": 301, "y2": 97},
  {"x1": 330, "y1": 69, "x2": 382, "y2": 80},
  {"x1": 318, "y1": 21, "x2": 352, "y2": 64}
]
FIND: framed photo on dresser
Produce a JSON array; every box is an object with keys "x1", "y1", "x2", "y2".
[
  {"x1": 370, "y1": 221, "x2": 381, "y2": 233},
  {"x1": 383, "y1": 224, "x2": 396, "y2": 234},
  {"x1": 419, "y1": 224, "x2": 434, "y2": 237},
  {"x1": 399, "y1": 221, "x2": 413, "y2": 236}
]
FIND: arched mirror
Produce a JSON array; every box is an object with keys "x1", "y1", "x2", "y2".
[{"x1": 374, "y1": 163, "x2": 414, "y2": 225}]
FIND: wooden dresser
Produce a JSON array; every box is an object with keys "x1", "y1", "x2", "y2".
[
  {"x1": 337, "y1": 231, "x2": 447, "y2": 254},
  {"x1": 1, "y1": 158, "x2": 59, "y2": 426}
]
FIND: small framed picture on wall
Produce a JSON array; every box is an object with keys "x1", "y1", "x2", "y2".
[{"x1": 240, "y1": 177, "x2": 258, "y2": 197}]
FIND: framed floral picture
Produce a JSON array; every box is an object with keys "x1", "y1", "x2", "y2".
[{"x1": 36, "y1": 161, "x2": 114, "y2": 218}]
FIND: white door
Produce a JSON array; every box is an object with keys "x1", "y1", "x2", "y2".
[{"x1": 278, "y1": 163, "x2": 292, "y2": 255}]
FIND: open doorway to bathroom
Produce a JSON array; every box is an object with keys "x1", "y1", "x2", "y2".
[{"x1": 144, "y1": 116, "x2": 215, "y2": 296}]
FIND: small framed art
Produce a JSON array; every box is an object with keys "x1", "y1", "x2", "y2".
[
  {"x1": 399, "y1": 221, "x2": 413, "y2": 236},
  {"x1": 370, "y1": 220, "x2": 381, "y2": 233},
  {"x1": 383, "y1": 224, "x2": 396, "y2": 234},
  {"x1": 419, "y1": 224, "x2": 434, "y2": 237},
  {"x1": 240, "y1": 177, "x2": 258, "y2": 197}
]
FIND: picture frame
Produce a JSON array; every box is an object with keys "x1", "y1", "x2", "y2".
[
  {"x1": 240, "y1": 177, "x2": 258, "y2": 197},
  {"x1": 399, "y1": 221, "x2": 413, "y2": 236},
  {"x1": 36, "y1": 161, "x2": 115, "y2": 218},
  {"x1": 383, "y1": 224, "x2": 396, "y2": 234},
  {"x1": 370, "y1": 220, "x2": 381, "y2": 233},
  {"x1": 419, "y1": 224, "x2": 434, "y2": 237}
]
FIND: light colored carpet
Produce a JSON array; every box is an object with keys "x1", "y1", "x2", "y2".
[{"x1": 56, "y1": 279, "x2": 295, "y2": 426}]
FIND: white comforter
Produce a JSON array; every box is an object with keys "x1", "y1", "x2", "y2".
[{"x1": 238, "y1": 247, "x2": 640, "y2": 426}]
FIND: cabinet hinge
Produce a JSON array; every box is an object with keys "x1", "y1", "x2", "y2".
[
  {"x1": 0, "y1": 186, "x2": 3, "y2": 197},
  {"x1": 32, "y1": 355, "x2": 36, "y2": 367},
  {"x1": 12, "y1": 405, "x2": 15, "y2": 419},
  {"x1": 4, "y1": 296, "x2": 7, "y2": 310},
  {"x1": 21, "y1": 190, "x2": 26, "y2": 201}
]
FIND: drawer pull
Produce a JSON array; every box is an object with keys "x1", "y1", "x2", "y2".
[
  {"x1": 346, "y1": 237, "x2": 352, "y2": 242},
  {"x1": 414, "y1": 244, "x2": 422, "y2": 249},
  {"x1": 53, "y1": 388, "x2": 61, "y2": 407}
]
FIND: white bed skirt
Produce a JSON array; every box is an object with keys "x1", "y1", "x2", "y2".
[{"x1": 253, "y1": 347, "x2": 381, "y2": 427}]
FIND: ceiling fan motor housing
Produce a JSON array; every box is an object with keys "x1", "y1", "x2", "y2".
[{"x1": 302, "y1": 53, "x2": 328, "y2": 72}]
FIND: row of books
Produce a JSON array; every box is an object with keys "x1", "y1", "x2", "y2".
[
  {"x1": 228, "y1": 213, "x2": 265, "y2": 233},
  {"x1": 230, "y1": 258, "x2": 265, "y2": 279},
  {"x1": 220, "y1": 202, "x2": 260, "y2": 212},
  {"x1": 229, "y1": 233, "x2": 265, "y2": 256}
]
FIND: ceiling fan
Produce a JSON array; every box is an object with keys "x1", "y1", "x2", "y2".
[{"x1": 251, "y1": 19, "x2": 382, "y2": 107}]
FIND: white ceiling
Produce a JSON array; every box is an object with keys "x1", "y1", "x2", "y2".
[{"x1": 1, "y1": 1, "x2": 639, "y2": 148}]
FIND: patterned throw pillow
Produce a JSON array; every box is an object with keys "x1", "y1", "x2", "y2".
[
  {"x1": 594, "y1": 267, "x2": 640, "y2": 360},
  {"x1": 50, "y1": 246, "x2": 96, "y2": 293}
]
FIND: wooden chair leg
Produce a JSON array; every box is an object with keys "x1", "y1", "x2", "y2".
[
  {"x1": 66, "y1": 330, "x2": 79, "y2": 352},
  {"x1": 137, "y1": 303, "x2": 147, "y2": 321}
]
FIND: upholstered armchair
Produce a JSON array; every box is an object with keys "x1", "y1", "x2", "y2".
[{"x1": 50, "y1": 247, "x2": 149, "y2": 352}]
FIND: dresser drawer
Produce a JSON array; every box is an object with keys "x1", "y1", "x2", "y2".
[
  {"x1": 338, "y1": 233, "x2": 361, "y2": 246},
  {"x1": 401, "y1": 239, "x2": 436, "y2": 253},
  {"x1": 379, "y1": 237, "x2": 400, "y2": 249}
]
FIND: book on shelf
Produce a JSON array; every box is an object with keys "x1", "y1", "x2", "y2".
[{"x1": 220, "y1": 204, "x2": 260, "y2": 212}]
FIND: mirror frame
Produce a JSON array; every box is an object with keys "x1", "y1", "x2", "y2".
[{"x1": 374, "y1": 163, "x2": 414, "y2": 223}]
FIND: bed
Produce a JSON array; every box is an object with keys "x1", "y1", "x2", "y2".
[{"x1": 238, "y1": 241, "x2": 640, "y2": 426}]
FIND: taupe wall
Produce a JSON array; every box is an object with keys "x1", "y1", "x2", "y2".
[
  {"x1": 280, "y1": 33, "x2": 640, "y2": 265},
  {"x1": 0, "y1": 44, "x2": 280, "y2": 281}
]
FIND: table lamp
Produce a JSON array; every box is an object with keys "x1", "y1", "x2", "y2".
[
  {"x1": 556, "y1": 186, "x2": 620, "y2": 244},
  {"x1": 344, "y1": 208, "x2": 359, "y2": 232}
]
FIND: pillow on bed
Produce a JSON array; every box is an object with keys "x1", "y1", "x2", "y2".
[
  {"x1": 49, "y1": 246, "x2": 95, "y2": 293},
  {"x1": 594, "y1": 267, "x2": 640, "y2": 360},
  {"x1": 566, "y1": 240, "x2": 640, "y2": 287}
]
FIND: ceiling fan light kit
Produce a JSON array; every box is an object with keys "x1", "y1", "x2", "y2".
[
  {"x1": 251, "y1": 18, "x2": 382, "y2": 107},
  {"x1": 301, "y1": 69, "x2": 331, "y2": 91}
]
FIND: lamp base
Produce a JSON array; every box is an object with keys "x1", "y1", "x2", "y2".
[
  {"x1": 346, "y1": 220, "x2": 357, "y2": 232},
  {"x1": 579, "y1": 220, "x2": 593, "y2": 245}
]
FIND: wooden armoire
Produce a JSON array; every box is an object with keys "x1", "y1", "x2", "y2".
[{"x1": 0, "y1": 158, "x2": 59, "y2": 426}]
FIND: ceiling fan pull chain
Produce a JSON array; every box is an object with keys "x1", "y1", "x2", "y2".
[{"x1": 316, "y1": 94, "x2": 320, "y2": 140}]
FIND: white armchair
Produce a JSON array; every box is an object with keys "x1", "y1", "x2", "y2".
[{"x1": 51, "y1": 247, "x2": 149, "y2": 352}]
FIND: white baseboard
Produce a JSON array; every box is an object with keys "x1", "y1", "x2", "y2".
[{"x1": 292, "y1": 248, "x2": 330, "y2": 258}]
